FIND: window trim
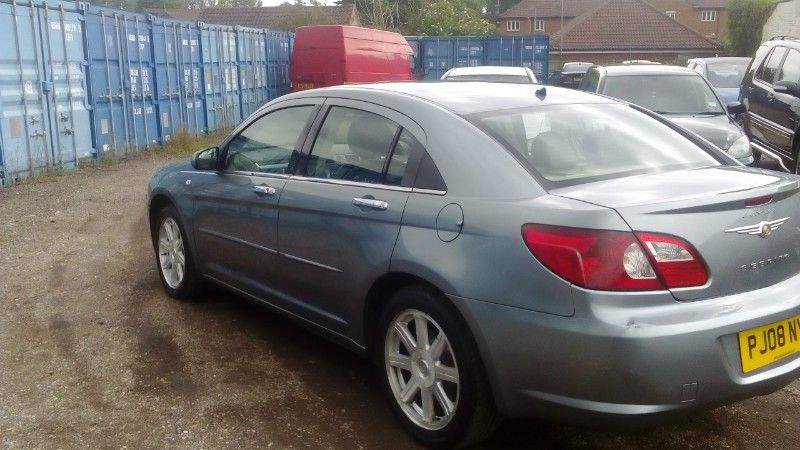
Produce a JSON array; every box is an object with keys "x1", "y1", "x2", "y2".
[
  {"x1": 700, "y1": 10, "x2": 717, "y2": 22},
  {"x1": 534, "y1": 19, "x2": 544, "y2": 31},
  {"x1": 507, "y1": 20, "x2": 520, "y2": 32}
]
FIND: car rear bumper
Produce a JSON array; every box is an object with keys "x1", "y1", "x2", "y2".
[{"x1": 449, "y1": 271, "x2": 800, "y2": 422}]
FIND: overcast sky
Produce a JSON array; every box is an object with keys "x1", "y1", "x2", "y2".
[{"x1": 260, "y1": 0, "x2": 338, "y2": 5}]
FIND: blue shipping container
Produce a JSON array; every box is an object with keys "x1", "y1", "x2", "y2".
[
  {"x1": 0, "y1": 0, "x2": 92, "y2": 183},
  {"x1": 405, "y1": 35, "x2": 549, "y2": 82}
]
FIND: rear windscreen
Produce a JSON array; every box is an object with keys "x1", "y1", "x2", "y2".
[{"x1": 467, "y1": 104, "x2": 721, "y2": 188}]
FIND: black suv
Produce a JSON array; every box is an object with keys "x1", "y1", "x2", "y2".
[{"x1": 740, "y1": 36, "x2": 800, "y2": 172}]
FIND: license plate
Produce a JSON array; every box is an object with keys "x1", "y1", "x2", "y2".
[
  {"x1": 295, "y1": 81, "x2": 315, "y2": 91},
  {"x1": 738, "y1": 314, "x2": 800, "y2": 373}
]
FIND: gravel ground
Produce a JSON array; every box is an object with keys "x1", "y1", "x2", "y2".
[{"x1": 0, "y1": 153, "x2": 797, "y2": 449}]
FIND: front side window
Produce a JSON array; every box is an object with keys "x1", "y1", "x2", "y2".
[
  {"x1": 602, "y1": 75, "x2": 724, "y2": 115},
  {"x1": 700, "y1": 10, "x2": 717, "y2": 22},
  {"x1": 468, "y1": 104, "x2": 720, "y2": 187},
  {"x1": 778, "y1": 49, "x2": 800, "y2": 84},
  {"x1": 507, "y1": 20, "x2": 520, "y2": 32},
  {"x1": 758, "y1": 47, "x2": 788, "y2": 84},
  {"x1": 305, "y1": 107, "x2": 401, "y2": 184},
  {"x1": 225, "y1": 106, "x2": 316, "y2": 173}
]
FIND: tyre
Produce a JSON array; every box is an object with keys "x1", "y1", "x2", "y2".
[
  {"x1": 152, "y1": 205, "x2": 200, "y2": 299},
  {"x1": 377, "y1": 285, "x2": 501, "y2": 448}
]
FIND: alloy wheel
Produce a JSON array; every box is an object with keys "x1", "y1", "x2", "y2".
[
  {"x1": 385, "y1": 309, "x2": 460, "y2": 431},
  {"x1": 158, "y1": 217, "x2": 186, "y2": 289}
]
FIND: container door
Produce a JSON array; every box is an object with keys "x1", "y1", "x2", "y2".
[
  {"x1": 421, "y1": 38, "x2": 454, "y2": 80},
  {"x1": 0, "y1": 0, "x2": 49, "y2": 182},
  {"x1": 151, "y1": 19, "x2": 182, "y2": 141},
  {"x1": 266, "y1": 31, "x2": 291, "y2": 101},
  {"x1": 121, "y1": 14, "x2": 157, "y2": 149},
  {"x1": 201, "y1": 25, "x2": 224, "y2": 132},
  {"x1": 177, "y1": 23, "x2": 202, "y2": 135}
]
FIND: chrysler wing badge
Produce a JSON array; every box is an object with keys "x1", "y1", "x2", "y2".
[{"x1": 725, "y1": 217, "x2": 790, "y2": 238}]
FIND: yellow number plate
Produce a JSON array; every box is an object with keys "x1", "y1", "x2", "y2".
[
  {"x1": 738, "y1": 314, "x2": 800, "y2": 373},
  {"x1": 295, "y1": 81, "x2": 315, "y2": 91}
]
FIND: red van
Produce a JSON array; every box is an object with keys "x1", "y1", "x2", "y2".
[{"x1": 290, "y1": 25, "x2": 413, "y2": 92}]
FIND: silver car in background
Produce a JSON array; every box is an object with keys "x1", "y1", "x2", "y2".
[
  {"x1": 147, "y1": 83, "x2": 800, "y2": 447},
  {"x1": 441, "y1": 65, "x2": 538, "y2": 84}
]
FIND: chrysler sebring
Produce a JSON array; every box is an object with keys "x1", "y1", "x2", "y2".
[{"x1": 147, "y1": 83, "x2": 800, "y2": 447}]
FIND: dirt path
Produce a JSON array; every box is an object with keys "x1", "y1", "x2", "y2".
[{"x1": 0, "y1": 155, "x2": 797, "y2": 449}]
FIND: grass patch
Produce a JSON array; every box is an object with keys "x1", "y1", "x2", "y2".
[{"x1": 159, "y1": 128, "x2": 232, "y2": 157}]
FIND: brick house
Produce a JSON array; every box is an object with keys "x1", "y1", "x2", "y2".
[
  {"x1": 498, "y1": 0, "x2": 730, "y2": 41},
  {"x1": 147, "y1": 4, "x2": 360, "y2": 31}
]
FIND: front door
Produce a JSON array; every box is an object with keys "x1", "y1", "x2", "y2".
[
  {"x1": 192, "y1": 102, "x2": 319, "y2": 293},
  {"x1": 275, "y1": 100, "x2": 425, "y2": 335}
]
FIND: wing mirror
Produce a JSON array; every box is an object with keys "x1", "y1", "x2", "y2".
[
  {"x1": 191, "y1": 147, "x2": 219, "y2": 171},
  {"x1": 774, "y1": 80, "x2": 800, "y2": 97},
  {"x1": 726, "y1": 101, "x2": 746, "y2": 115}
]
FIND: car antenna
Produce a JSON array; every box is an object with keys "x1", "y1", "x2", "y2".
[{"x1": 535, "y1": 86, "x2": 546, "y2": 100}]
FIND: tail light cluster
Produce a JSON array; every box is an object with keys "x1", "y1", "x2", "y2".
[{"x1": 521, "y1": 224, "x2": 708, "y2": 291}]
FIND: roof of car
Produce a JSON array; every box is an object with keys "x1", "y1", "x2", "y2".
[
  {"x1": 444, "y1": 66, "x2": 530, "y2": 76},
  {"x1": 688, "y1": 57, "x2": 752, "y2": 63},
  {"x1": 599, "y1": 64, "x2": 699, "y2": 76},
  {"x1": 293, "y1": 82, "x2": 617, "y2": 115}
]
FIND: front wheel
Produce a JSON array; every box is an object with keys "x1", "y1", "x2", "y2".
[
  {"x1": 378, "y1": 286, "x2": 500, "y2": 447},
  {"x1": 153, "y1": 205, "x2": 200, "y2": 299}
]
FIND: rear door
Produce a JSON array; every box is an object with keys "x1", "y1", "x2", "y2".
[
  {"x1": 192, "y1": 100, "x2": 320, "y2": 292},
  {"x1": 275, "y1": 100, "x2": 424, "y2": 334},
  {"x1": 749, "y1": 46, "x2": 791, "y2": 157}
]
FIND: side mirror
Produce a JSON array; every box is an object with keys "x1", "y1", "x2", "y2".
[
  {"x1": 726, "y1": 101, "x2": 746, "y2": 115},
  {"x1": 191, "y1": 147, "x2": 219, "y2": 171},
  {"x1": 774, "y1": 80, "x2": 800, "y2": 97}
]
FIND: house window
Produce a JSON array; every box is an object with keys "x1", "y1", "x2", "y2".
[
  {"x1": 700, "y1": 10, "x2": 717, "y2": 22},
  {"x1": 507, "y1": 20, "x2": 520, "y2": 32},
  {"x1": 534, "y1": 19, "x2": 544, "y2": 31},
  {"x1": 666, "y1": 10, "x2": 676, "y2": 19}
]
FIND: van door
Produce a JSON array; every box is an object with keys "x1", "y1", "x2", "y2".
[{"x1": 275, "y1": 100, "x2": 424, "y2": 336}]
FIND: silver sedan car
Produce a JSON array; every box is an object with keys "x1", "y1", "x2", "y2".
[{"x1": 147, "y1": 83, "x2": 800, "y2": 447}]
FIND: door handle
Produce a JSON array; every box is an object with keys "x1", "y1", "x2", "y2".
[
  {"x1": 352, "y1": 197, "x2": 388, "y2": 210},
  {"x1": 252, "y1": 185, "x2": 277, "y2": 196}
]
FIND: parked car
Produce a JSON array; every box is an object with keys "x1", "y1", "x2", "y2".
[
  {"x1": 579, "y1": 64, "x2": 754, "y2": 164},
  {"x1": 688, "y1": 57, "x2": 752, "y2": 103},
  {"x1": 290, "y1": 25, "x2": 413, "y2": 92},
  {"x1": 740, "y1": 36, "x2": 800, "y2": 172},
  {"x1": 548, "y1": 61, "x2": 592, "y2": 88},
  {"x1": 441, "y1": 66, "x2": 538, "y2": 84},
  {"x1": 622, "y1": 60, "x2": 661, "y2": 65},
  {"x1": 148, "y1": 82, "x2": 800, "y2": 447}
]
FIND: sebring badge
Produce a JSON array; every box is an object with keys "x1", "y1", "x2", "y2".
[{"x1": 725, "y1": 217, "x2": 790, "y2": 238}]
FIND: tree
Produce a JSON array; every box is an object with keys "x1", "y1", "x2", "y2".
[
  {"x1": 357, "y1": 0, "x2": 401, "y2": 30},
  {"x1": 728, "y1": 0, "x2": 775, "y2": 57},
  {"x1": 412, "y1": 0, "x2": 494, "y2": 36}
]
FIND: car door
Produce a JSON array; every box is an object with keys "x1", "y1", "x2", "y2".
[
  {"x1": 191, "y1": 100, "x2": 321, "y2": 293},
  {"x1": 772, "y1": 47, "x2": 800, "y2": 155},
  {"x1": 748, "y1": 46, "x2": 789, "y2": 155},
  {"x1": 275, "y1": 99, "x2": 425, "y2": 335}
]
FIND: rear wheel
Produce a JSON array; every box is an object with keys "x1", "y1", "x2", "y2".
[
  {"x1": 153, "y1": 205, "x2": 200, "y2": 299},
  {"x1": 377, "y1": 285, "x2": 500, "y2": 447}
]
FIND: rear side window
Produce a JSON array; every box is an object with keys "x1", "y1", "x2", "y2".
[
  {"x1": 225, "y1": 106, "x2": 316, "y2": 174},
  {"x1": 468, "y1": 104, "x2": 720, "y2": 188},
  {"x1": 778, "y1": 49, "x2": 800, "y2": 84},
  {"x1": 306, "y1": 107, "x2": 401, "y2": 184},
  {"x1": 757, "y1": 47, "x2": 787, "y2": 84}
]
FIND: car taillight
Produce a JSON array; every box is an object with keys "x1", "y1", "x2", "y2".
[
  {"x1": 521, "y1": 224, "x2": 708, "y2": 291},
  {"x1": 635, "y1": 232, "x2": 708, "y2": 288}
]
